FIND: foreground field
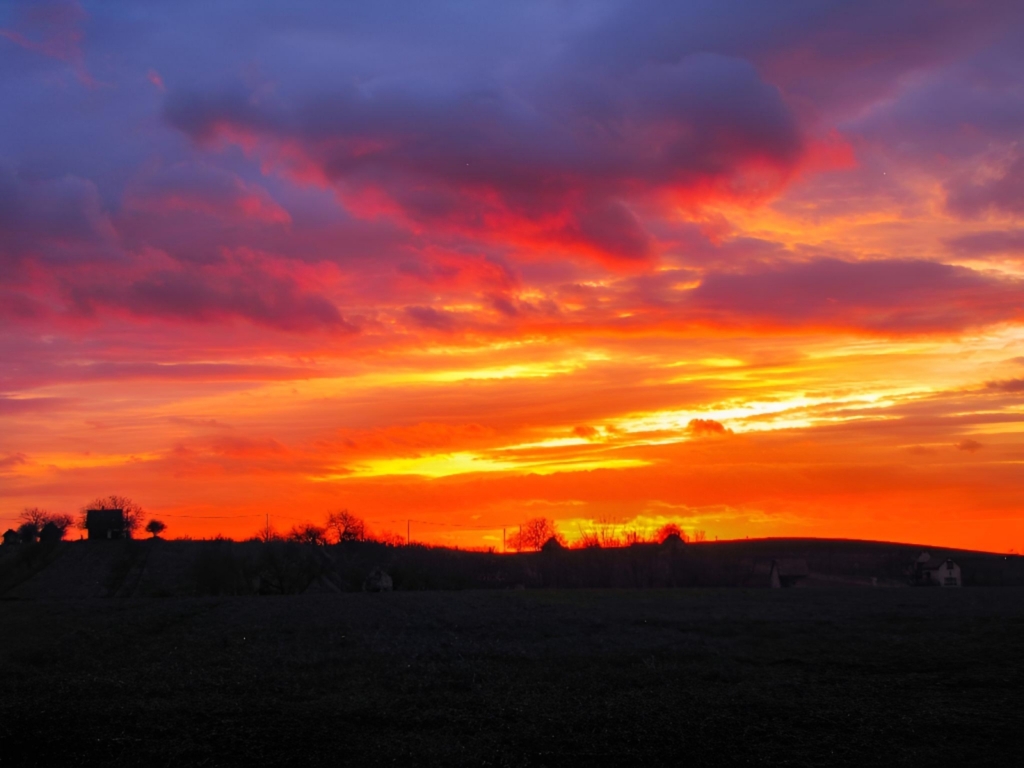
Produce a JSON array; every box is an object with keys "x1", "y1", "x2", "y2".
[{"x1": 2, "y1": 589, "x2": 1022, "y2": 766}]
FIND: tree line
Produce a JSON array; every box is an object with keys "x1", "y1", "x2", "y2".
[
  {"x1": 6, "y1": 498, "x2": 707, "y2": 552},
  {"x1": 7, "y1": 495, "x2": 166, "y2": 544},
  {"x1": 252, "y1": 509, "x2": 406, "y2": 547},
  {"x1": 508, "y1": 518, "x2": 706, "y2": 552}
]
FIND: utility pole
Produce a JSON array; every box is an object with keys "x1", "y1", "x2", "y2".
[
  {"x1": 503, "y1": 527, "x2": 506, "y2": 553},
  {"x1": 407, "y1": 519, "x2": 410, "y2": 546}
]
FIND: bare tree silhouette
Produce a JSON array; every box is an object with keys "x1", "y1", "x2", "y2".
[
  {"x1": 18, "y1": 508, "x2": 75, "y2": 541},
  {"x1": 508, "y1": 518, "x2": 565, "y2": 552},
  {"x1": 326, "y1": 510, "x2": 366, "y2": 543},
  {"x1": 255, "y1": 526, "x2": 281, "y2": 542},
  {"x1": 574, "y1": 526, "x2": 602, "y2": 549},
  {"x1": 288, "y1": 523, "x2": 328, "y2": 546}
]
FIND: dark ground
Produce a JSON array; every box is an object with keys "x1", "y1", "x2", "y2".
[{"x1": 2, "y1": 588, "x2": 1022, "y2": 766}]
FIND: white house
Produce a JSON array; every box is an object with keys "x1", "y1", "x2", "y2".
[{"x1": 915, "y1": 553, "x2": 961, "y2": 587}]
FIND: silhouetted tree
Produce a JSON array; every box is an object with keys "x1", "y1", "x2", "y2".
[
  {"x1": 80, "y1": 495, "x2": 144, "y2": 538},
  {"x1": 19, "y1": 508, "x2": 49, "y2": 533},
  {"x1": 49, "y1": 513, "x2": 75, "y2": 538},
  {"x1": 258, "y1": 528, "x2": 283, "y2": 542},
  {"x1": 574, "y1": 527, "x2": 602, "y2": 549},
  {"x1": 592, "y1": 517, "x2": 623, "y2": 547},
  {"x1": 145, "y1": 519, "x2": 167, "y2": 538},
  {"x1": 288, "y1": 523, "x2": 328, "y2": 546},
  {"x1": 623, "y1": 527, "x2": 652, "y2": 545},
  {"x1": 17, "y1": 522, "x2": 38, "y2": 544},
  {"x1": 18, "y1": 508, "x2": 74, "y2": 541},
  {"x1": 326, "y1": 509, "x2": 366, "y2": 542},
  {"x1": 508, "y1": 518, "x2": 565, "y2": 551},
  {"x1": 692, "y1": 529, "x2": 707, "y2": 543},
  {"x1": 39, "y1": 522, "x2": 63, "y2": 542}
]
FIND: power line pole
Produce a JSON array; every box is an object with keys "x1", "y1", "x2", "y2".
[
  {"x1": 503, "y1": 527, "x2": 506, "y2": 553},
  {"x1": 407, "y1": 519, "x2": 410, "y2": 546}
]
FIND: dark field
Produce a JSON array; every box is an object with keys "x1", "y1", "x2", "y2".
[{"x1": 2, "y1": 589, "x2": 1023, "y2": 766}]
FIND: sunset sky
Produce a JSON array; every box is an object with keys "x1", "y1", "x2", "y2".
[{"x1": 2, "y1": 1, "x2": 1023, "y2": 550}]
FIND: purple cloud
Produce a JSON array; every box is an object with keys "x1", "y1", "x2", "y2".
[
  {"x1": 946, "y1": 155, "x2": 1024, "y2": 218},
  {"x1": 68, "y1": 268, "x2": 355, "y2": 333},
  {"x1": 687, "y1": 258, "x2": 1024, "y2": 334},
  {"x1": 946, "y1": 230, "x2": 1024, "y2": 259}
]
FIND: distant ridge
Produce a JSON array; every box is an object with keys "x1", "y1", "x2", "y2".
[{"x1": 2, "y1": 536, "x2": 1020, "y2": 598}]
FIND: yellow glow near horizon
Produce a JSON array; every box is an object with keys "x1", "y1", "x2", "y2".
[
  {"x1": 611, "y1": 389, "x2": 920, "y2": 435},
  {"x1": 317, "y1": 451, "x2": 650, "y2": 480}
]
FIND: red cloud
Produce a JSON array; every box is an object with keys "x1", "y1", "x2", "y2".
[{"x1": 688, "y1": 418, "x2": 731, "y2": 437}]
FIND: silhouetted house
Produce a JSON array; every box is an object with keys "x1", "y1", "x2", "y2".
[
  {"x1": 770, "y1": 558, "x2": 809, "y2": 588},
  {"x1": 2, "y1": 529, "x2": 19, "y2": 546},
  {"x1": 660, "y1": 532, "x2": 687, "y2": 551},
  {"x1": 914, "y1": 553, "x2": 961, "y2": 587},
  {"x1": 541, "y1": 536, "x2": 565, "y2": 553},
  {"x1": 38, "y1": 522, "x2": 62, "y2": 543},
  {"x1": 86, "y1": 509, "x2": 126, "y2": 540}
]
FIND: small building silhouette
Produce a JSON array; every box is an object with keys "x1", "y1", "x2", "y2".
[
  {"x1": 540, "y1": 536, "x2": 565, "y2": 553},
  {"x1": 660, "y1": 532, "x2": 687, "y2": 551},
  {"x1": 2, "y1": 528, "x2": 19, "y2": 546},
  {"x1": 86, "y1": 509, "x2": 126, "y2": 540},
  {"x1": 770, "y1": 558, "x2": 809, "y2": 588},
  {"x1": 914, "y1": 553, "x2": 961, "y2": 587}
]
